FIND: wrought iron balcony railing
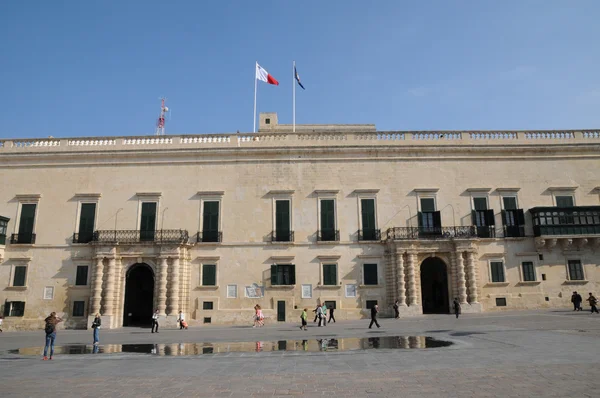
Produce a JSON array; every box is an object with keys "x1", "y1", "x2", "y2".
[
  {"x1": 72, "y1": 232, "x2": 94, "y2": 244},
  {"x1": 385, "y1": 226, "x2": 476, "y2": 240},
  {"x1": 475, "y1": 225, "x2": 496, "y2": 238},
  {"x1": 10, "y1": 233, "x2": 36, "y2": 244},
  {"x1": 196, "y1": 231, "x2": 222, "y2": 243},
  {"x1": 91, "y1": 229, "x2": 189, "y2": 244},
  {"x1": 271, "y1": 230, "x2": 294, "y2": 242},
  {"x1": 358, "y1": 229, "x2": 381, "y2": 241},
  {"x1": 317, "y1": 229, "x2": 340, "y2": 242},
  {"x1": 530, "y1": 206, "x2": 600, "y2": 237}
]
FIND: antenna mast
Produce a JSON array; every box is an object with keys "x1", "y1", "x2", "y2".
[{"x1": 155, "y1": 98, "x2": 169, "y2": 135}]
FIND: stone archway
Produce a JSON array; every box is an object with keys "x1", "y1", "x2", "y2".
[
  {"x1": 123, "y1": 263, "x2": 155, "y2": 327},
  {"x1": 420, "y1": 257, "x2": 450, "y2": 314}
]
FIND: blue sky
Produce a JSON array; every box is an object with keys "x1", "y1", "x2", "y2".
[{"x1": 2, "y1": 1, "x2": 599, "y2": 138}]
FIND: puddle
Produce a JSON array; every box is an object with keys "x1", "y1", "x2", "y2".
[{"x1": 7, "y1": 336, "x2": 452, "y2": 356}]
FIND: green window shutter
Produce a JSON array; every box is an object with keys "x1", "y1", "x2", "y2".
[
  {"x1": 417, "y1": 211, "x2": 423, "y2": 227},
  {"x1": 485, "y1": 210, "x2": 495, "y2": 226},
  {"x1": 202, "y1": 264, "x2": 216, "y2": 286},
  {"x1": 516, "y1": 209, "x2": 525, "y2": 226},
  {"x1": 556, "y1": 196, "x2": 574, "y2": 208},
  {"x1": 72, "y1": 301, "x2": 85, "y2": 317},
  {"x1": 323, "y1": 264, "x2": 336, "y2": 285},
  {"x1": 473, "y1": 197, "x2": 487, "y2": 211},
  {"x1": 363, "y1": 263, "x2": 378, "y2": 285},
  {"x1": 78, "y1": 203, "x2": 96, "y2": 235},
  {"x1": 202, "y1": 201, "x2": 219, "y2": 232},
  {"x1": 420, "y1": 198, "x2": 435, "y2": 212},
  {"x1": 361, "y1": 199, "x2": 376, "y2": 231},
  {"x1": 271, "y1": 264, "x2": 278, "y2": 285},
  {"x1": 18, "y1": 204, "x2": 36, "y2": 235},
  {"x1": 471, "y1": 210, "x2": 478, "y2": 226},
  {"x1": 433, "y1": 211, "x2": 442, "y2": 228},
  {"x1": 75, "y1": 266, "x2": 88, "y2": 286},
  {"x1": 275, "y1": 201, "x2": 290, "y2": 233},
  {"x1": 491, "y1": 262, "x2": 505, "y2": 282},
  {"x1": 3, "y1": 303, "x2": 9, "y2": 317},
  {"x1": 320, "y1": 199, "x2": 335, "y2": 231},
  {"x1": 289, "y1": 264, "x2": 296, "y2": 285},
  {"x1": 140, "y1": 203, "x2": 157, "y2": 231},
  {"x1": 13, "y1": 266, "x2": 27, "y2": 287}
]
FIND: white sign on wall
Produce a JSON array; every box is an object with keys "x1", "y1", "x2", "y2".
[
  {"x1": 43, "y1": 286, "x2": 54, "y2": 300},
  {"x1": 301, "y1": 284, "x2": 312, "y2": 299},
  {"x1": 345, "y1": 284, "x2": 357, "y2": 298},
  {"x1": 245, "y1": 283, "x2": 264, "y2": 298},
  {"x1": 227, "y1": 284, "x2": 237, "y2": 298}
]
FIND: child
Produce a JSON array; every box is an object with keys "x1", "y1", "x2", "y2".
[{"x1": 300, "y1": 308, "x2": 308, "y2": 330}]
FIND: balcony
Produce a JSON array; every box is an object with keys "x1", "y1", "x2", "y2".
[
  {"x1": 385, "y1": 226, "x2": 476, "y2": 240},
  {"x1": 530, "y1": 206, "x2": 600, "y2": 251},
  {"x1": 475, "y1": 225, "x2": 496, "y2": 238},
  {"x1": 196, "y1": 230, "x2": 222, "y2": 243},
  {"x1": 317, "y1": 229, "x2": 340, "y2": 242},
  {"x1": 10, "y1": 233, "x2": 36, "y2": 244},
  {"x1": 72, "y1": 232, "x2": 94, "y2": 244},
  {"x1": 91, "y1": 229, "x2": 189, "y2": 244},
  {"x1": 271, "y1": 230, "x2": 294, "y2": 243},
  {"x1": 358, "y1": 229, "x2": 381, "y2": 241}
]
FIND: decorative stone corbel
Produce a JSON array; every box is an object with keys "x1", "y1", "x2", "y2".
[
  {"x1": 576, "y1": 238, "x2": 588, "y2": 250},
  {"x1": 560, "y1": 238, "x2": 573, "y2": 251},
  {"x1": 534, "y1": 238, "x2": 546, "y2": 251},
  {"x1": 547, "y1": 239, "x2": 557, "y2": 251}
]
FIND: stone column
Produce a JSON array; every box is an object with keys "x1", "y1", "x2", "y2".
[
  {"x1": 102, "y1": 258, "x2": 116, "y2": 317},
  {"x1": 113, "y1": 258, "x2": 123, "y2": 325},
  {"x1": 157, "y1": 257, "x2": 168, "y2": 316},
  {"x1": 169, "y1": 256, "x2": 180, "y2": 314},
  {"x1": 90, "y1": 257, "x2": 104, "y2": 315},
  {"x1": 406, "y1": 251, "x2": 418, "y2": 306},
  {"x1": 396, "y1": 251, "x2": 407, "y2": 306},
  {"x1": 466, "y1": 251, "x2": 479, "y2": 303},
  {"x1": 455, "y1": 251, "x2": 468, "y2": 304}
]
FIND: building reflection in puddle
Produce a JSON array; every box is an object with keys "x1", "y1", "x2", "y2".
[{"x1": 8, "y1": 336, "x2": 452, "y2": 356}]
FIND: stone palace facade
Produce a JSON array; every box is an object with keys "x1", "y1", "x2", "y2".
[{"x1": 1, "y1": 113, "x2": 599, "y2": 330}]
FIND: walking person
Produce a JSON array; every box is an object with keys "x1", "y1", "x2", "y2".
[
  {"x1": 0, "y1": 315, "x2": 3, "y2": 332},
  {"x1": 254, "y1": 305, "x2": 264, "y2": 327},
  {"x1": 571, "y1": 291, "x2": 581, "y2": 311},
  {"x1": 587, "y1": 293, "x2": 599, "y2": 314},
  {"x1": 43, "y1": 312, "x2": 63, "y2": 360},
  {"x1": 328, "y1": 305, "x2": 336, "y2": 323},
  {"x1": 91, "y1": 313, "x2": 101, "y2": 345},
  {"x1": 300, "y1": 308, "x2": 308, "y2": 330},
  {"x1": 316, "y1": 304, "x2": 324, "y2": 327},
  {"x1": 321, "y1": 303, "x2": 328, "y2": 327},
  {"x1": 393, "y1": 300, "x2": 400, "y2": 319},
  {"x1": 177, "y1": 311, "x2": 187, "y2": 330},
  {"x1": 453, "y1": 298, "x2": 461, "y2": 319},
  {"x1": 151, "y1": 309, "x2": 159, "y2": 333},
  {"x1": 576, "y1": 292, "x2": 583, "y2": 311},
  {"x1": 313, "y1": 304, "x2": 320, "y2": 323},
  {"x1": 368, "y1": 304, "x2": 381, "y2": 329}
]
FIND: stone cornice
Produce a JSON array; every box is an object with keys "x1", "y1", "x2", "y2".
[
  {"x1": 197, "y1": 191, "x2": 225, "y2": 196},
  {"x1": 548, "y1": 186, "x2": 578, "y2": 192}
]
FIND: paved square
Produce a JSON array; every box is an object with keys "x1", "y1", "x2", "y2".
[{"x1": 1, "y1": 310, "x2": 599, "y2": 397}]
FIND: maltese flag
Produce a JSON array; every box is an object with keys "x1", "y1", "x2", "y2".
[{"x1": 256, "y1": 63, "x2": 279, "y2": 85}]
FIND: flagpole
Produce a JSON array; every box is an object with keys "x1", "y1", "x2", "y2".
[
  {"x1": 293, "y1": 61, "x2": 296, "y2": 133},
  {"x1": 253, "y1": 61, "x2": 258, "y2": 133}
]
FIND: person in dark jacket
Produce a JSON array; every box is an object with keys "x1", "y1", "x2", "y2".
[
  {"x1": 328, "y1": 305, "x2": 336, "y2": 323},
  {"x1": 571, "y1": 292, "x2": 583, "y2": 311},
  {"x1": 368, "y1": 304, "x2": 380, "y2": 329},
  {"x1": 576, "y1": 292, "x2": 583, "y2": 311},
  {"x1": 453, "y1": 298, "x2": 461, "y2": 319},
  {"x1": 393, "y1": 300, "x2": 400, "y2": 319},
  {"x1": 587, "y1": 293, "x2": 599, "y2": 314},
  {"x1": 92, "y1": 313, "x2": 101, "y2": 345}
]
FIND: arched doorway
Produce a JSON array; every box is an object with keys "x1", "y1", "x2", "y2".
[
  {"x1": 123, "y1": 263, "x2": 155, "y2": 327},
  {"x1": 420, "y1": 257, "x2": 449, "y2": 314}
]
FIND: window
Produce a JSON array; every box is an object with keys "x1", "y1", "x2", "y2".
[
  {"x1": 366, "y1": 300, "x2": 378, "y2": 309},
  {"x1": 501, "y1": 196, "x2": 525, "y2": 237},
  {"x1": 324, "y1": 300, "x2": 336, "y2": 310},
  {"x1": 139, "y1": 202, "x2": 157, "y2": 241},
  {"x1": 16, "y1": 203, "x2": 37, "y2": 244},
  {"x1": 13, "y1": 265, "x2": 27, "y2": 287},
  {"x1": 265, "y1": 118, "x2": 271, "y2": 125},
  {"x1": 360, "y1": 198, "x2": 378, "y2": 240},
  {"x1": 490, "y1": 261, "x2": 505, "y2": 283},
  {"x1": 0, "y1": 216, "x2": 8, "y2": 245},
  {"x1": 521, "y1": 262, "x2": 536, "y2": 282},
  {"x1": 3, "y1": 301, "x2": 25, "y2": 317},
  {"x1": 203, "y1": 301, "x2": 214, "y2": 310},
  {"x1": 72, "y1": 301, "x2": 85, "y2": 317},
  {"x1": 418, "y1": 197, "x2": 441, "y2": 233},
  {"x1": 202, "y1": 201, "x2": 220, "y2": 242},
  {"x1": 77, "y1": 203, "x2": 96, "y2": 243},
  {"x1": 75, "y1": 266, "x2": 89, "y2": 286},
  {"x1": 363, "y1": 263, "x2": 378, "y2": 285},
  {"x1": 203, "y1": 317, "x2": 211, "y2": 324},
  {"x1": 274, "y1": 200, "x2": 292, "y2": 241},
  {"x1": 556, "y1": 196, "x2": 574, "y2": 207},
  {"x1": 502, "y1": 196, "x2": 518, "y2": 211},
  {"x1": 227, "y1": 284, "x2": 237, "y2": 298},
  {"x1": 495, "y1": 298, "x2": 507, "y2": 307},
  {"x1": 319, "y1": 199, "x2": 337, "y2": 241},
  {"x1": 568, "y1": 260, "x2": 584, "y2": 281},
  {"x1": 271, "y1": 264, "x2": 296, "y2": 285},
  {"x1": 202, "y1": 264, "x2": 217, "y2": 286},
  {"x1": 472, "y1": 197, "x2": 495, "y2": 238},
  {"x1": 322, "y1": 264, "x2": 337, "y2": 286}
]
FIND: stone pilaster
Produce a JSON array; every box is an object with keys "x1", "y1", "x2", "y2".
[
  {"x1": 456, "y1": 251, "x2": 468, "y2": 304},
  {"x1": 169, "y1": 256, "x2": 180, "y2": 314},
  {"x1": 90, "y1": 257, "x2": 104, "y2": 315},
  {"x1": 466, "y1": 251, "x2": 479, "y2": 303},
  {"x1": 102, "y1": 258, "x2": 116, "y2": 316},
  {"x1": 157, "y1": 257, "x2": 168, "y2": 316},
  {"x1": 113, "y1": 257, "x2": 123, "y2": 325},
  {"x1": 406, "y1": 251, "x2": 418, "y2": 306},
  {"x1": 396, "y1": 251, "x2": 407, "y2": 306}
]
